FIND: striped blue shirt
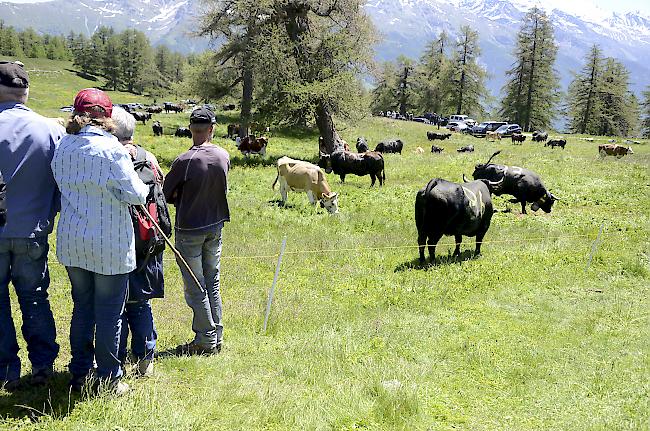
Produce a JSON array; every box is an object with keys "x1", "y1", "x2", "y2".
[{"x1": 52, "y1": 125, "x2": 149, "y2": 275}]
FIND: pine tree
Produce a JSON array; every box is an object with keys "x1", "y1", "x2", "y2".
[
  {"x1": 415, "y1": 31, "x2": 449, "y2": 114},
  {"x1": 568, "y1": 45, "x2": 604, "y2": 134},
  {"x1": 443, "y1": 25, "x2": 487, "y2": 117},
  {"x1": 500, "y1": 7, "x2": 560, "y2": 131},
  {"x1": 102, "y1": 34, "x2": 121, "y2": 91},
  {"x1": 119, "y1": 30, "x2": 153, "y2": 93}
]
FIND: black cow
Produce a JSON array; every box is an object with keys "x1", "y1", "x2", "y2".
[
  {"x1": 427, "y1": 131, "x2": 451, "y2": 141},
  {"x1": 375, "y1": 139, "x2": 403, "y2": 154},
  {"x1": 318, "y1": 150, "x2": 385, "y2": 186},
  {"x1": 532, "y1": 131, "x2": 548, "y2": 142},
  {"x1": 545, "y1": 138, "x2": 566, "y2": 149},
  {"x1": 223, "y1": 104, "x2": 236, "y2": 111},
  {"x1": 472, "y1": 151, "x2": 559, "y2": 214},
  {"x1": 164, "y1": 103, "x2": 183, "y2": 113},
  {"x1": 132, "y1": 111, "x2": 152, "y2": 125},
  {"x1": 415, "y1": 176, "x2": 501, "y2": 263},
  {"x1": 431, "y1": 145, "x2": 444, "y2": 154},
  {"x1": 146, "y1": 105, "x2": 163, "y2": 113},
  {"x1": 457, "y1": 145, "x2": 474, "y2": 153},
  {"x1": 356, "y1": 137, "x2": 369, "y2": 153},
  {"x1": 174, "y1": 127, "x2": 192, "y2": 138},
  {"x1": 152, "y1": 121, "x2": 163, "y2": 136},
  {"x1": 511, "y1": 133, "x2": 526, "y2": 144}
]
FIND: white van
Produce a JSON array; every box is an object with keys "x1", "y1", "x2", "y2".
[{"x1": 449, "y1": 115, "x2": 469, "y2": 122}]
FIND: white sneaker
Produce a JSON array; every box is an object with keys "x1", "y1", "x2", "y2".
[
  {"x1": 137, "y1": 359, "x2": 154, "y2": 377},
  {"x1": 112, "y1": 381, "x2": 130, "y2": 396}
]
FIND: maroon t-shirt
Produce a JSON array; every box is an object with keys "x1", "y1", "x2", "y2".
[{"x1": 163, "y1": 144, "x2": 230, "y2": 233}]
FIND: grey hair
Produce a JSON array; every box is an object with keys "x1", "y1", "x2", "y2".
[
  {"x1": 0, "y1": 84, "x2": 29, "y2": 104},
  {"x1": 111, "y1": 106, "x2": 136, "y2": 141}
]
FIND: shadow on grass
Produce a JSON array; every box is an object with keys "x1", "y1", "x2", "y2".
[
  {"x1": 267, "y1": 199, "x2": 295, "y2": 209},
  {"x1": 394, "y1": 250, "x2": 479, "y2": 272},
  {"x1": 65, "y1": 69, "x2": 98, "y2": 82},
  {"x1": 0, "y1": 371, "x2": 82, "y2": 421}
]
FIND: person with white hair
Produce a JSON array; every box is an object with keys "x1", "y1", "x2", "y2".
[
  {"x1": 110, "y1": 106, "x2": 168, "y2": 377},
  {"x1": 0, "y1": 61, "x2": 64, "y2": 390}
]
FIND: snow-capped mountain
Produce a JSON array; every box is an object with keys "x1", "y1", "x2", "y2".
[{"x1": 1, "y1": 0, "x2": 649, "y2": 96}]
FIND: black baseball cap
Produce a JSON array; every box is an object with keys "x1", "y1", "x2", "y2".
[
  {"x1": 189, "y1": 106, "x2": 216, "y2": 124},
  {"x1": 0, "y1": 61, "x2": 29, "y2": 88}
]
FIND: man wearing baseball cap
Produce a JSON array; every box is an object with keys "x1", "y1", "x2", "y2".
[
  {"x1": 52, "y1": 88, "x2": 148, "y2": 395},
  {"x1": 0, "y1": 61, "x2": 64, "y2": 390},
  {"x1": 163, "y1": 106, "x2": 230, "y2": 355}
]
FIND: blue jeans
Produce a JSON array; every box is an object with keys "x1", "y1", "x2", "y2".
[
  {"x1": 66, "y1": 267, "x2": 128, "y2": 381},
  {"x1": 175, "y1": 227, "x2": 223, "y2": 348},
  {"x1": 119, "y1": 300, "x2": 157, "y2": 362},
  {"x1": 0, "y1": 237, "x2": 59, "y2": 381}
]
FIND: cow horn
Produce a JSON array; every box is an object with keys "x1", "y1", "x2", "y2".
[
  {"x1": 462, "y1": 174, "x2": 470, "y2": 183},
  {"x1": 484, "y1": 150, "x2": 501, "y2": 166},
  {"x1": 486, "y1": 176, "x2": 505, "y2": 190},
  {"x1": 550, "y1": 193, "x2": 560, "y2": 201}
]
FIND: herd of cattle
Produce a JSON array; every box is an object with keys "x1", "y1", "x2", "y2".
[{"x1": 127, "y1": 109, "x2": 639, "y2": 263}]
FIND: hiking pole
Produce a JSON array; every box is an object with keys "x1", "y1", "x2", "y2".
[{"x1": 137, "y1": 204, "x2": 205, "y2": 294}]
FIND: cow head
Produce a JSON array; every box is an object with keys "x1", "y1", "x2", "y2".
[
  {"x1": 319, "y1": 192, "x2": 339, "y2": 214},
  {"x1": 531, "y1": 192, "x2": 559, "y2": 213},
  {"x1": 318, "y1": 153, "x2": 332, "y2": 173},
  {"x1": 626, "y1": 146, "x2": 634, "y2": 155},
  {"x1": 473, "y1": 151, "x2": 501, "y2": 178}
]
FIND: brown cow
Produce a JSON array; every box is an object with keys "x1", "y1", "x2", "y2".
[
  {"x1": 238, "y1": 136, "x2": 268, "y2": 156},
  {"x1": 486, "y1": 131, "x2": 500, "y2": 141},
  {"x1": 599, "y1": 144, "x2": 634, "y2": 158}
]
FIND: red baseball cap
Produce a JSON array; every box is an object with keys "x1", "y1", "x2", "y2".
[{"x1": 73, "y1": 88, "x2": 113, "y2": 118}]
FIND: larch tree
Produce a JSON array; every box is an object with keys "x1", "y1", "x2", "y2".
[
  {"x1": 500, "y1": 7, "x2": 560, "y2": 131},
  {"x1": 395, "y1": 55, "x2": 415, "y2": 116},
  {"x1": 568, "y1": 44, "x2": 603, "y2": 134},
  {"x1": 443, "y1": 25, "x2": 487, "y2": 117},
  {"x1": 371, "y1": 61, "x2": 399, "y2": 114},
  {"x1": 415, "y1": 30, "x2": 449, "y2": 114},
  {"x1": 597, "y1": 58, "x2": 637, "y2": 136},
  {"x1": 199, "y1": 0, "x2": 273, "y2": 137},
  {"x1": 271, "y1": 0, "x2": 377, "y2": 154}
]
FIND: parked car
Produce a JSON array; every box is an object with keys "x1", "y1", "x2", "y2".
[
  {"x1": 447, "y1": 121, "x2": 469, "y2": 132},
  {"x1": 412, "y1": 117, "x2": 431, "y2": 124},
  {"x1": 495, "y1": 124, "x2": 522, "y2": 137},
  {"x1": 449, "y1": 114, "x2": 469, "y2": 122},
  {"x1": 471, "y1": 121, "x2": 507, "y2": 137},
  {"x1": 464, "y1": 118, "x2": 477, "y2": 127}
]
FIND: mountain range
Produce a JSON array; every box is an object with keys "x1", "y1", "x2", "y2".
[{"x1": 1, "y1": 0, "x2": 649, "y2": 100}]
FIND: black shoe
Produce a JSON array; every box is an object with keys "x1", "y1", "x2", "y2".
[
  {"x1": 174, "y1": 341, "x2": 220, "y2": 356},
  {"x1": 31, "y1": 367, "x2": 54, "y2": 386}
]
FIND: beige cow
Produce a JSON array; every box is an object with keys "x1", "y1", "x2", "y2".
[{"x1": 272, "y1": 156, "x2": 339, "y2": 214}]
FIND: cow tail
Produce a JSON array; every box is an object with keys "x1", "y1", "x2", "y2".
[{"x1": 272, "y1": 168, "x2": 279, "y2": 190}]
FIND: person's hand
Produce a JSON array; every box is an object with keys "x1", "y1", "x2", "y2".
[{"x1": 124, "y1": 144, "x2": 137, "y2": 160}]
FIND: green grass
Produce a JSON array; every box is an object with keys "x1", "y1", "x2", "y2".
[{"x1": 1, "y1": 59, "x2": 649, "y2": 430}]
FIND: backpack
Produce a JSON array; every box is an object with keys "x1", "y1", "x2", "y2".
[
  {"x1": 130, "y1": 146, "x2": 172, "y2": 271},
  {"x1": 0, "y1": 172, "x2": 6, "y2": 227}
]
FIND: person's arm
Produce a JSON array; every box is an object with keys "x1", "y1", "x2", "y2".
[
  {"x1": 163, "y1": 158, "x2": 184, "y2": 205},
  {"x1": 107, "y1": 151, "x2": 149, "y2": 205}
]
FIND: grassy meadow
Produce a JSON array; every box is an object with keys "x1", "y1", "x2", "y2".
[{"x1": 1, "y1": 59, "x2": 649, "y2": 430}]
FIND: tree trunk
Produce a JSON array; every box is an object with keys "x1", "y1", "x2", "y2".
[
  {"x1": 524, "y1": 15, "x2": 539, "y2": 132},
  {"x1": 239, "y1": 51, "x2": 254, "y2": 138},
  {"x1": 316, "y1": 102, "x2": 344, "y2": 154}
]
